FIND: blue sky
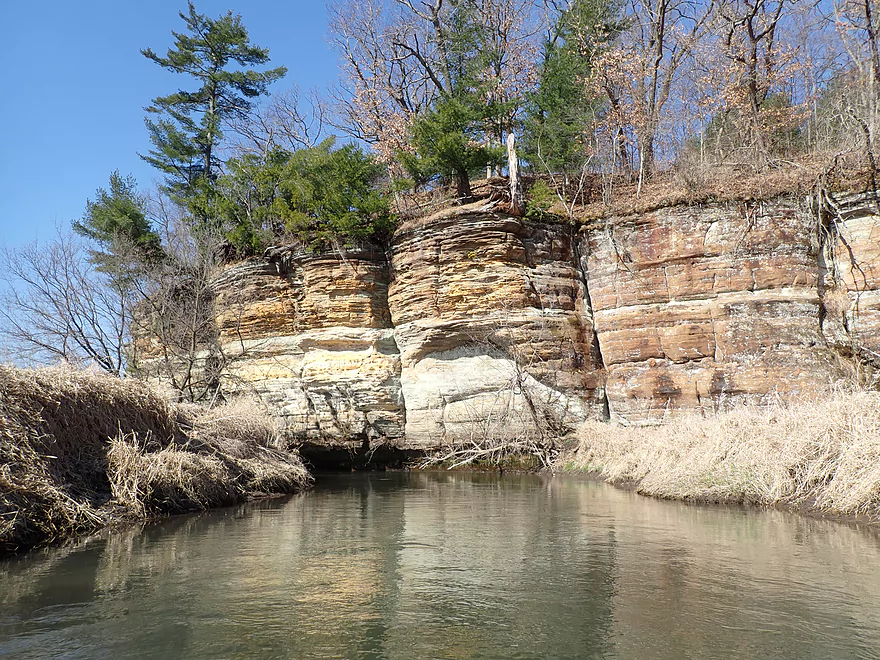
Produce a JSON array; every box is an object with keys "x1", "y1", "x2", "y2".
[{"x1": 0, "y1": 1, "x2": 338, "y2": 250}]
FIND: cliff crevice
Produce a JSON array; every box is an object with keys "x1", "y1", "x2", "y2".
[
  {"x1": 571, "y1": 225, "x2": 611, "y2": 420},
  {"x1": 815, "y1": 191, "x2": 880, "y2": 381}
]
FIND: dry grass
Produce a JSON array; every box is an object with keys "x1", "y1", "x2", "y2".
[
  {"x1": 392, "y1": 158, "x2": 876, "y2": 229},
  {"x1": 0, "y1": 364, "x2": 311, "y2": 556},
  {"x1": 563, "y1": 390, "x2": 880, "y2": 519},
  {"x1": 574, "y1": 161, "x2": 825, "y2": 222},
  {"x1": 822, "y1": 287, "x2": 853, "y2": 318},
  {"x1": 108, "y1": 399, "x2": 310, "y2": 517}
]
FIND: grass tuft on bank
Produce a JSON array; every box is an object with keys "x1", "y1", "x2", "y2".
[
  {"x1": 0, "y1": 365, "x2": 311, "y2": 556},
  {"x1": 565, "y1": 391, "x2": 880, "y2": 519}
]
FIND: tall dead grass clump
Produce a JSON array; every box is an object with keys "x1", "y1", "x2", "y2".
[
  {"x1": 107, "y1": 399, "x2": 311, "y2": 516},
  {"x1": 566, "y1": 391, "x2": 880, "y2": 518},
  {"x1": 107, "y1": 432, "x2": 239, "y2": 518},
  {"x1": 1, "y1": 364, "x2": 311, "y2": 556}
]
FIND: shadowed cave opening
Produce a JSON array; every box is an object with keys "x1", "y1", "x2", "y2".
[{"x1": 297, "y1": 442, "x2": 425, "y2": 471}]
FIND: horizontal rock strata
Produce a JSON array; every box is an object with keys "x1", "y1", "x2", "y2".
[
  {"x1": 582, "y1": 199, "x2": 837, "y2": 422},
  {"x1": 818, "y1": 192, "x2": 880, "y2": 368},
  {"x1": 388, "y1": 207, "x2": 606, "y2": 446},
  {"x1": 201, "y1": 193, "x2": 880, "y2": 450},
  {"x1": 213, "y1": 249, "x2": 405, "y2": 447}
]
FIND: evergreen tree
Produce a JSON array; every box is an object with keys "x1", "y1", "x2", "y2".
[
  {"x1": 396, "y1": 0, "x2": 518, "y2": 201},
  {"x1": 217, "y1": 139, "x2": 394, "y2": 254},
  {"x1": 278, "y1": 138, "x2": 394, "y2": 247},
  {"x1": 217, "y1": 150, "x2": 288, "y2": 256},
  {"x1": 522, "y1": 0, "x2": 618, "y2": 176},
  {"x1": 141, "y1": 2, "x2": 286, "y2": 220},
  {"x1": 401, "y1": 96, "x2": 502, "y2": 201},
  {"x1": 404, "y1": 1, "x2": 512, "y2": 200},
  {"x1": 72, "y1": 172, "x2": 163, "y2": 276}
]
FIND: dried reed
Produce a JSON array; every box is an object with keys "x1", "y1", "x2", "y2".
[
  {"x1": 566, "y1": 390, "x2": 880, "y2": 518},
  {"x1": 1, "y1": 364, "x2": 311, "y2": 556}
]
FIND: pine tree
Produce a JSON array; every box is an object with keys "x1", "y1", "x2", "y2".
[
  {"x1": 522, "y1": 0, "x2": 618, "y2": 176},
  {"x1": 399, "y1": 2, "x2": 506, "y2": 201},
  {"x1": 72, "y1": 172, "x2": 163, "y2": 276},
  {"x1": 218, "y1": 139, "x2": 394, "y2": 254},
  {"x1": 141, "y1": 2, "x2": 286, "y2": 219},
  {"x1": 401, "y1": 97, "x2": 501, "y2": 201}
]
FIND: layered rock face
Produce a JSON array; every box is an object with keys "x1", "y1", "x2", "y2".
[
  {"x1": 209, "y1": 193, "x2": 879, "y2": 450},
  {"x1": 582, "y1": 199, "x2": 837, "y2": 422},
  {"x1": 213, "y1": 208, "x2": 606, "y2": 450},
  {"x1": 214, "y1": 248, "x2": 404, "y2": 450},
  {"x1": 388, "y1": 208, "x2": 606, "y2": 445},
  {"x1": 817, "y1": 192, "x2": 880, "y2": 365}
]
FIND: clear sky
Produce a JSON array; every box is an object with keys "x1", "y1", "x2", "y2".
[{"x1": 0, "y1": 0, "x2": 338, "y2": 250}]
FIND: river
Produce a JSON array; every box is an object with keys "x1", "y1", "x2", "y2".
[{"x1": 2, "y1": 472, "x2": 880, "y2": 659}]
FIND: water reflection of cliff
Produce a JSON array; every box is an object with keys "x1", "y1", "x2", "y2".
[{"x1": 2, "y1": 474, "x2": 880, "y2": 659}]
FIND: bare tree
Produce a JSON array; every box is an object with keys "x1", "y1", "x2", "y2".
[
  {"x1": 472, "y1": 0, "x2": 544, "y2": 163},
  {"x1": 589, "y1": 0, "x2": 714, "y2": 182},
  {"x1": 706, "y1": 0, "x2": 809, "y2": 165},
  {"x1": 328, "y1": 0, "x2": 543, "y2": 167},
  {"x1": 722, "y1": 0, "x2": 785, "y2": 158},
  {"x1": 0, "y1": 231, "x2": 135, "y2": 375},
  {"x1": 832, "y1": 0, "x2": 880, "y2": 153},
  {"x1": 126, "y1": 211, "x2": 239, "y2": 403},
  {"x1": 226, "y1": 87, "x2": 327, "y2": 158},
  {"x1": 0, "y1": 195, "x2": 247, "y2": 404},
  {"x1": 327, "y1": 0, "x2": 437, "y2": 165}
]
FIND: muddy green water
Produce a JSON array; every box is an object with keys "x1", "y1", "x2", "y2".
[{"x1": 2, "y1": 473, "x2": 880, "y2": 659}]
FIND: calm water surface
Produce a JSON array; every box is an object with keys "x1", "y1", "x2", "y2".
[{"x1": 2, "y1": 472, "x2": 880, "y2": 659}]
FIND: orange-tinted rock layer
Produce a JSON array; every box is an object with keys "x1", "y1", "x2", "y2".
[
  {"x1": 582, "y1": 198, "x2": 840, "y2": 422},
  {"x1": 213, "y1": 249, "x2": 404, "y2": 447},
  {"x1": 388, "y1": 206, "x2": 606, "y2": 443}
]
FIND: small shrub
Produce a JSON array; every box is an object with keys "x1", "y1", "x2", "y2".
[
  {"x1": 525, "y1": 179, "x2": 559, "y2": 219},
  {"x1": 822, "y1": 287, "x2": 852, "y2": 319}
]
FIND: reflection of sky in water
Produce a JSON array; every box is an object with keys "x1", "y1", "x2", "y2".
[{"x1": 2, "y1": 473, "x2": 880, "y2": 659}]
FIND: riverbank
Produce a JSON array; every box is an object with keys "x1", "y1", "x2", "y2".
[
  {"x1": 0, "y1": 365, "x2": 312, "y2": 557},
  {"x1": 560, "y1": 390, "x2": 880, "y2": 521}
]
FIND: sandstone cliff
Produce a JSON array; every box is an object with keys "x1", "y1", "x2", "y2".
[
  {"x1": 816, "y1": 192, "x2": 880, "y2": 367},
  {"x1": 583, "y1": 198, "x2": 834, "y2": 422},
  {"x1": 208, "y1": 192, "x2": 880, "y2": 454},
  {"x1": 214, "y1": 206, "x2": 605, "y2": 452},
  {"x1": 213, "y1": 246, "x2": 402, "y2": 452}
]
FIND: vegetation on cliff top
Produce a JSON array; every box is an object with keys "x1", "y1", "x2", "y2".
[
  {"x1": 219, "y1": 137, "x2": 395, "y2": 254},
  {"x1": 2, "y1": 0, "x2": 880, "y2": 409},
  {"x1": 0, "y1": 364, "x2": 311, "y2": 557}
]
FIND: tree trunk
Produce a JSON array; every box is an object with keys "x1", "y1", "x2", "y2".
[
  {"x1": 205, "y1": 91, "x2": 216, "y2": 180},
  {"x1": 455, "y1": 169, "x2": 472, "y2": 202},
  {"x1": 507, "y1": 133, "x2": 524, "y2": 216},
  {"x1": 639, "y1": 135, "x2": 656, "y2": 182}
]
